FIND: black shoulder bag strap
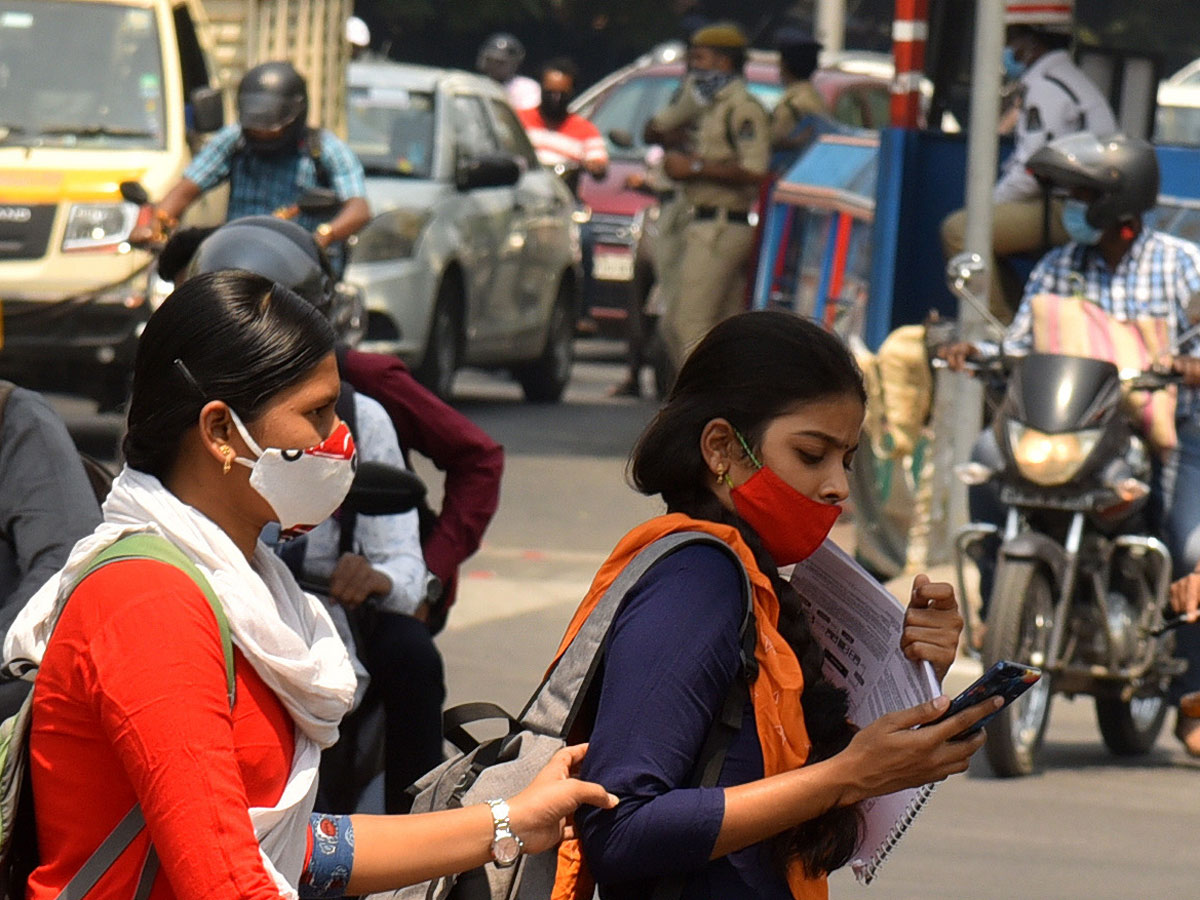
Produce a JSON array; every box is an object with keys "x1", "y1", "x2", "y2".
[
  {"x1": 335, "y1": 382, "x2": 358, "y2": 556},
  {"x1": 306, "y1": 128, "x2": 333, "y2": 189},
  {"x1": 648, "y1": 554, "x2": 759, "y2": 900}
]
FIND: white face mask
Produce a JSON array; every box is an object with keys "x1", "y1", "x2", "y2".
[{"x1": 229, "y1": 408, "x2": 357, "y2": 536}]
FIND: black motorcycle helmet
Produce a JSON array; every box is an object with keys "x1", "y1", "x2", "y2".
[
  {"x1": 187, "y1": 217, "x2": 334, "y2": 316},
  {"x1": 237, "y1": 61, "x2": 308, "y2": 154},
  {"x1": 476, "y1": 32, "x2": 524, "y2": 83},
  {"x1": 1026, "y1": 132, "x2": 1160, "y2": 230}
]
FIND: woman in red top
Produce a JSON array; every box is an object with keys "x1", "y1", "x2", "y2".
[{"x1": 9, "y1": 271, "x2": 613, "y2": 900}]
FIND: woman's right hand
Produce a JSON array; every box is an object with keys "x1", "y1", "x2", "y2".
[
  {"x1": 832, "y1": 694, "x2": 998, "y2": 807},
  {"x1": 506, "y1": 744, "x2": 618, "y2": 855}
]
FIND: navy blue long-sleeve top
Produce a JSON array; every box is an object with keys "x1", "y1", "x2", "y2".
[{"x1": 576, "y1": 544, "x2": 793, "y2": 899}]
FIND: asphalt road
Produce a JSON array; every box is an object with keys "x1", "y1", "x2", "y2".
[{"x1": 49, "y1": 341, "x2": 1200, "y2": 899}]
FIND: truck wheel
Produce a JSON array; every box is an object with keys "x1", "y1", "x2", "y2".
[
  {"x1": 1095, "y1": 694, "x2": 1168, "y2": 756},
  {"x1": 982, "y1": 558, "x2": 1056, "y2": 777},
  {"x1": 414, "y1": 277, "x2": 462, "y2": 401},
  {"x1": 516, "y1": 281, "x2": 574, "y2": 404}
]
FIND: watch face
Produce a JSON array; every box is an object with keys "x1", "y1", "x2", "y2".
[{"x1": 492, "y1": 835, "x2": 521, "y2": 866}]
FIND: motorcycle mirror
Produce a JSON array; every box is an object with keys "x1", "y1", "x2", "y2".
[
  {"x1": 296, "y1": 187, "x2": 341, "y2": 216},
  {"x1": 120, "y1": 181, "x2": 151, "y2": 206},
  {"x1": 343, "y1": 460, "x2": 426, "y2": 516},
  {"x1": 943, "y1": 252, "x2": 1008, "y2": 339},
  {"x1": 608, "y1": 128, "x2": 634, "y2": 149}
]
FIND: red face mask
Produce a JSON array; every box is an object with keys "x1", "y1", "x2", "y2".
[{"x1": 728, "y1": 434, "x2": 842, "y2": 566}]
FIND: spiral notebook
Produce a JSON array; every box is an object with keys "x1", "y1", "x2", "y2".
[{"x1": 788, "y1": 542, "x2": 941, "y2": 886}]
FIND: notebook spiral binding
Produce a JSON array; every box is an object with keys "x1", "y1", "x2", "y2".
[{"x1": 850, "y1": 782, "x2": 937, "y2": 885}]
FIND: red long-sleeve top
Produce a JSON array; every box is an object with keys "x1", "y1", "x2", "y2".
[
  {"x1": 338, "y1": 349, "x2": 504, "y2": 606},
  {"x1": 28, "y1": 559, "x2": 296, "y2": 900}
]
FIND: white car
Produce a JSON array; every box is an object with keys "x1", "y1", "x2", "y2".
[
  {"x1": 344, "y1": 61, "x2": 582, "y2": 402},
  {"x1": 1157, "y1": 58, "x2": 1200, "y2": 146}
]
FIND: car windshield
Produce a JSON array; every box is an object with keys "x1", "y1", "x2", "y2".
[
  {"x1": 584, "y1": 73, "x2": 781, "y2": 159},
  {"x1": 0, "y1": 1, "x2": 166, "y2": 149},
  {"x1": 348, "y1": 86, "x2": 436, "y2": 178}
]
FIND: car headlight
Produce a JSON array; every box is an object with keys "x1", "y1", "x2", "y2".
[
  {"x1": 62, "y1": 202, "x2": 139, "y2": 252},
  {"x1": 571, "y1": 205, "x2": 592, "y2": 225},
  {"x1": 352, "y1": 208, "x2": 432, "y2": 262},
  {"x1": 1007, "y1": 422, "x2": 1102, "y2": 486}
]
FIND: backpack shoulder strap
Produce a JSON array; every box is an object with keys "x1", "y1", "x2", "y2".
[
  {"x1": 75, "y1": 534, "x2": 235, "y2": 710},
  {"x1": 306, "y1": 127, "x2": 332, "y2": 189},
  {"x1": 520, "y1": 532, "x2": 752, "y2": 738}
]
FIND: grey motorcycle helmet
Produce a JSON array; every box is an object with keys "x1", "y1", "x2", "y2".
[
  {"x1": 1026, "y1": 132, "x2": 1160, "y2": 231},
  {"x1": 188, "y1": 217, "x2": 333, "y2": 312},
  {"x1": 476, "y1": 32, "x2": 525, "y2": 83},
  {"x1": 238, "y1": 61, "x2": 308, "y2": 151}
]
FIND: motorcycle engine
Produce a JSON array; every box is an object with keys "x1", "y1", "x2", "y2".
[{"x1": 1104, "y1": 590, "x2": 1139, "y2": 666}]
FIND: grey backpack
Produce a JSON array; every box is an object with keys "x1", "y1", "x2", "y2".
[{"x1": 381, "y1": 531, "x2": 756, "y2": 900}]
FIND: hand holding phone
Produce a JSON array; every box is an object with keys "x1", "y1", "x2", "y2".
[{"x1": 922, "y1": 660, "x2": 1042, "y2": 740}]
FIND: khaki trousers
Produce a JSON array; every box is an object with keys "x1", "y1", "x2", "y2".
[
  {"x1": 664, "y1": 217, "x2": 756, "y2": 368},
  {"x1": 940, "y1": 197, "x2": 1066, "y2": 323}
]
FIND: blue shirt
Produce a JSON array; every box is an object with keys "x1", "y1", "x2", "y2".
[
  {"x1": 575, "y1": 544, "x2": 792, "y2": 900},
  {"x1": 990, "y1": 229, "x2": 1200, "y2": 420},
  {"x1": 184, "y1": 125, "x2": 367, "y2": 268}
]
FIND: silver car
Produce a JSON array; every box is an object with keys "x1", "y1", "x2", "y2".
[{"x1": 345, "y1": 61, "x2": 582, "y2": 402}]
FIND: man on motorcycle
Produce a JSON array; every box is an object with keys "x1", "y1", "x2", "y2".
[
  {"x1": 134, "y1": 61, "x2": 370, "y2": 275},
  {"x1": 942, "y1": 132, "x2": 1200, "y2": 754},
  {"x1": 517, "y1": 57, "x2": 608, "y2": 181}
]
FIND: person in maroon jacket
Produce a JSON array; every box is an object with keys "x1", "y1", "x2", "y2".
[{"x1": 337, "y1": 348, "x2": 503, "y2": 631}]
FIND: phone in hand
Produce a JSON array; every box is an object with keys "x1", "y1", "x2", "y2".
[{"x1": 923, "y1": 660, "x2": 1042, "y2": 740}]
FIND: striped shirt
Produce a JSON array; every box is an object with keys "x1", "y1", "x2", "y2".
[
  {"x1": 995, "y1": 229, "x2": 1200, "y2": 420},
  {"x1": 517, "y1": 108, "x2": 608, "y2": 169}
]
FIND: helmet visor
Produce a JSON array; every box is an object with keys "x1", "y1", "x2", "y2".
[{"x1": 239, "y1": 92, "x2": 302, "y2": 131}]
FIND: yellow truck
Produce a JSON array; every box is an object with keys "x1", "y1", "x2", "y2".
[{"x1": 0, "y1": 0, "x2": 350, "y2": 408}]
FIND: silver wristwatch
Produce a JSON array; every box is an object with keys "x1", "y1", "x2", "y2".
[{"x1": 486, "y1": 798, "x2": 524, "y2": 868}]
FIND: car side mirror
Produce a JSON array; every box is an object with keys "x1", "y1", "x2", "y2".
[
  {"x1": 456, "y1": 153, "x2": 521, "y2": 191},
  {"x1": 190, "y1": 87, "x2": 225, "y2": 134},
  {"x1": 608, "y1": 128, "x2": 634, "y2": 149},
  {"x1": 297, "y1": 187, "x2": 341, "y2": 215},
  {"x1": 119, "y1": 180, "x2": 151, "y2": 206}
]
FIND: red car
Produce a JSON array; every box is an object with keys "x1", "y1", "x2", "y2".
[{"x1": 570, "y1": 44, "x2": 894, "y2": 334}]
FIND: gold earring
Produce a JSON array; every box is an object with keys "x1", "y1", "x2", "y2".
[
  {"x1": 221, "y1": 445, "x2": 234, "y2": 476},
  {"x1": 716, "y1": 464, "x2": 733, "y2": 488}
]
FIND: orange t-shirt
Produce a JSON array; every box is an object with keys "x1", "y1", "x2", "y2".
[{"x1": 28, "y1": 559, "x2": 295, "y2": 900}]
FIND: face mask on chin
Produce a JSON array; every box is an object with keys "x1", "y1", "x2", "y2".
[
  {"x1": 727, "y1": 431, "x2": 842, "y2": 567},
  {"x1": 228, "y1": 408, "x2": 357, "y2": 537},
  {"x1": 692, "y1": 68, "x2": 735, "y2": 102},
  {"x1": 1062, "y1": 198, "x2": 1104, "y2": 246}
]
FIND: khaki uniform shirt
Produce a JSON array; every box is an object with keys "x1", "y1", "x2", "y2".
[
  {"x1": 684, "y1": 78, "x2": 769, "y2": 212},
  {"x1": 770, "y1": 80, "x2": 829, "y2": 146}
]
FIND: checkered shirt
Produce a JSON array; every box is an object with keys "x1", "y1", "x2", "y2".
[
  {"x1": 184, "y1": 125, "x2": 366, "y2": 236},
  {"x1": 993, "y1": 230, "x2": 1200, "y2": 421}
]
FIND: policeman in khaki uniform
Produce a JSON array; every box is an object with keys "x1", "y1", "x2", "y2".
[
  {"x1": 659, "y1": 23, "x2": 770, "y2": 370},
  {"x1": 769, "y1": 28, "x2": 830, "y2": 173}
]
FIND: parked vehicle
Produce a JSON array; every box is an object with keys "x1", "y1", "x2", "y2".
[
  {"x1": 951, "y1": 352, "x2": 1182, "y2": 777},
  {"x1": 568, "y1": 43, "x2": 898, "y2": 336},
  {"x1": 1156, "y1": 57, "x2": 1200, "y2": 146},
  {"x1": 343, "y1": 60, "x2": 583, "y2": 403},
  {"x1": 0, "y1": 0, "x2": 225, "y2": 409}
]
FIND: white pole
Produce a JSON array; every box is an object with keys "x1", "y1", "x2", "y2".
[{"x1": 815, "y1": 0, "x2": 846, "y2": 55}]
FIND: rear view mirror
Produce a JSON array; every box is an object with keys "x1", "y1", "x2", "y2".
[
  {"x1": 344, "y1": 461, "x2": 427, "y2": 515},
  {"x1": 119, "y1": 181, "x2": 150, "y2": 206},
  {"x1": 190, "y1": 87, "x2": 225, "y2": 134},
  {"x1": 456, "y1": 153, "x2": 521, "y2": 191},
  {"x1": 297, "y1": 187, "x2": 342, "y2": 215},
  {"x1": 608, "y1": 128, "x2": 634, "y2": 149}
]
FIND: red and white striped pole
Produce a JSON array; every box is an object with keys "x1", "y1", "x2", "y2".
[{"x1": 890, "y1": 0, "x2": 929, "y2": 129}]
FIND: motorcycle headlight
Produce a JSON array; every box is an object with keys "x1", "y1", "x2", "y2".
[
  {"x1": 351, "y1": 209, "x2": 432, "y2": 262},
  {"x1": 62, "y1": 202, "x2": 139, "y2": 252},
  {"x1": 1007, "y1": 423, "x2": 1102, "y2": 486}
]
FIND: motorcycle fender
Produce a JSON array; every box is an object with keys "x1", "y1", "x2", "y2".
[{"x1": 997, "y1": 532, "x2": 1067, "y2": 588}]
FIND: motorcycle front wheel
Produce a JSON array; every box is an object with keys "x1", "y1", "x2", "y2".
[
  {"x1": 982, "y1": 558, "x2": 1056, "y2": 777},
  {"x1": 1095, "y1": 693, "x2": 1168, "y2": 756}
]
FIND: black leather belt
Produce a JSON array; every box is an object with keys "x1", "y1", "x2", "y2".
[{"x1": 693, "y1": 206, "x2": 751, "y2": 224}]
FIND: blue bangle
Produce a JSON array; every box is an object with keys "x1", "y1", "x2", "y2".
[{"x1": 299, "y1": 814, "x2": 355, "y2": 899}]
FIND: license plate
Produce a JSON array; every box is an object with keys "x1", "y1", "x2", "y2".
[{"x1": 592, "y1": 247, "x2": 634, "y2": 282}]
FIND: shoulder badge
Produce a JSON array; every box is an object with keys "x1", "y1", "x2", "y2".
[
  {"x1": 737, "y1": 117, "x2": 758, "y2": 142},
  {"x1": 1025, "y1": 105, "x2": 1043, "y2": 132}
]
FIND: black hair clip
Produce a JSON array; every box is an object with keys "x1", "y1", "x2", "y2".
[{"x1": 173, "y1": 358, "x2": 206, "y2": 399}]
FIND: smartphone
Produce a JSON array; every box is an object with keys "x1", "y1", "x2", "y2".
[{"x1": 924, "y1": 660, "x2": 1042, "y2": 739}]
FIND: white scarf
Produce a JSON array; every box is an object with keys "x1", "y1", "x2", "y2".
[{"x1": 4, "y1": 467, "x2": 358, "y2": 898}]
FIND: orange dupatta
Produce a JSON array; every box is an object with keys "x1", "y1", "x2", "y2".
[{"x1": 548, "y1": 513, "x2": 828, "y2": 900}]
